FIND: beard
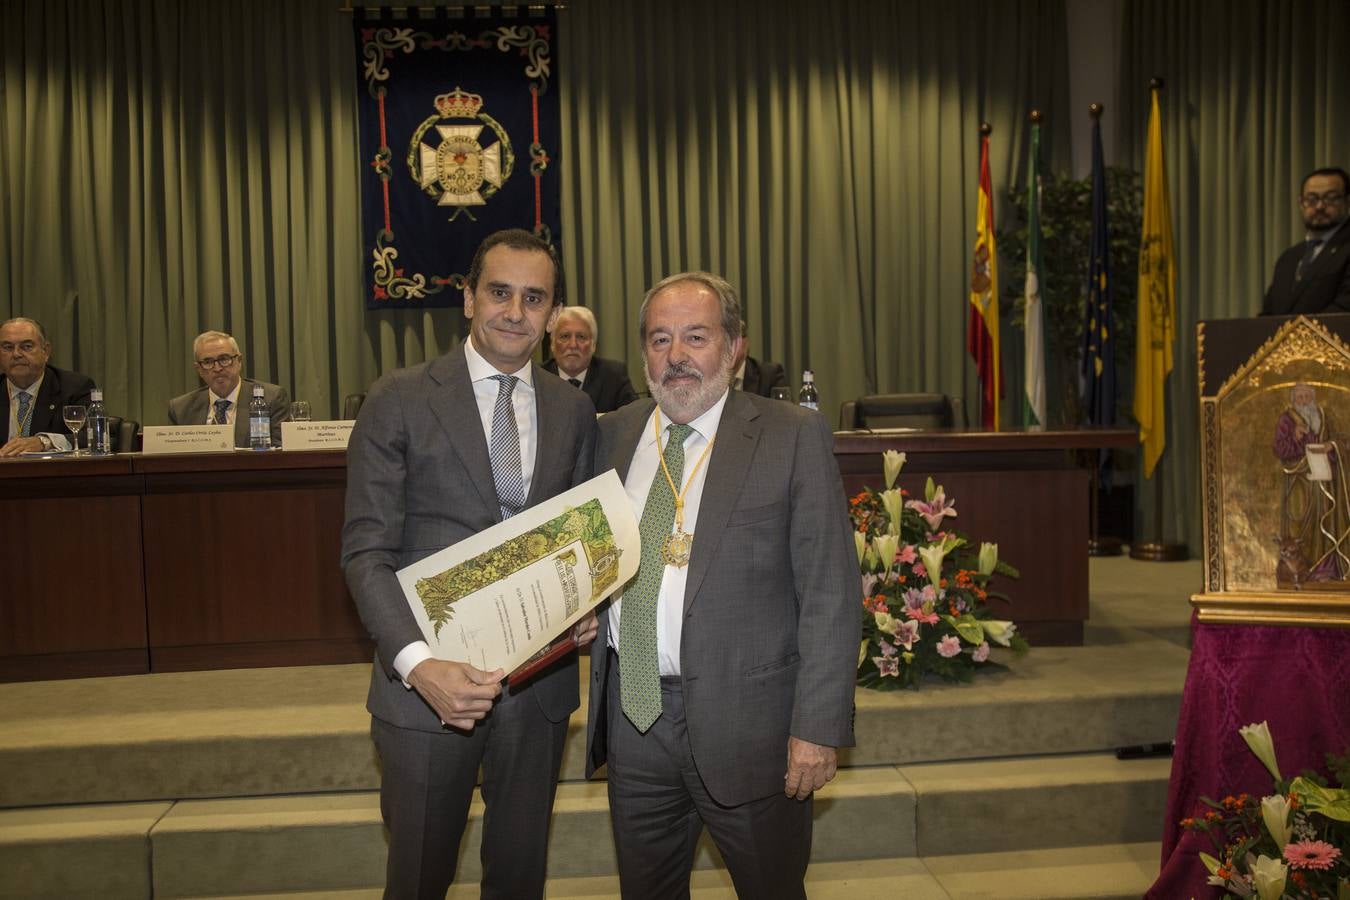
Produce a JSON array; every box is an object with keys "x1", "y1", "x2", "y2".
[
  {"x1": 1295, "y1": 401, "x2": 1322, "y2": 434},
  {"x1": 646, "y1": 348, "x2": 735, "y2": 423}
]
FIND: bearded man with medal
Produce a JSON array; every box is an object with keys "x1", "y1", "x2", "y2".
[{"x1": 585, "y1": 271, "x2": 860, "y2": 899}]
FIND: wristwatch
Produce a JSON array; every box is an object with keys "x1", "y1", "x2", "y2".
[{"x1": 37, "y1": 434, "x2": 53, "y2": 451}]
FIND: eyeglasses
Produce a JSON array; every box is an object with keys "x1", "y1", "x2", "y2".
[
  {"x1": 1299, "y1": 192, "x2": 1346, "y2": 209},
  {"x1": 0, "y1": 341, "x2": 40, "y2": 354},
  {"x1": 196, "y1": 354, "x2": 241, "y2": 369}
]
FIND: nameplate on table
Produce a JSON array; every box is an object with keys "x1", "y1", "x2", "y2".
[
  {"x1": 141, "y1": 425, "x2": 234, "y2": 454},
  {"x1": 281, "y1": 421, "x2": 355, "y2": 450}
]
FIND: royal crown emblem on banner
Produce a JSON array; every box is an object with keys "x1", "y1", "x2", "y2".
[{"x1": 407, "y1": 87, "x2": 516, "y2": 220}]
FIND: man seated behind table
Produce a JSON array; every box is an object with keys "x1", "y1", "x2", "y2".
[
  {"x1": 0, "y1": 317, "x2": 95, "y2": 457},
  {"x1": 543, "y1": 305, "x2": 639, "y2": 413},
  {"x1": 732, "y1": 318, "x2": 789, "y2": 396},
  {"x1": 167, "y1": 330, "x2": 289, "y2": 446}
]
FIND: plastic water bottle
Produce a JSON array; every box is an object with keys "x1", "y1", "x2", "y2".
[
  {"x1": 86, "y1": 389, "x2": 110, "y2": 455},
  {"x1": 798, "y1": 370, "x2": 819, "y2": 411},
  {"x1": 249, "y1": 384, "x2": 271, "y2": 450}
]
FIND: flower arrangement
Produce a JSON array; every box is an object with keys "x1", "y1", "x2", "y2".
[
  {"x1": 852, "y1": 450, "x2": 1027, "y2": 689},
  {"x1": 1181, "y1": 721, "x2": 1350, "y2": 899}
]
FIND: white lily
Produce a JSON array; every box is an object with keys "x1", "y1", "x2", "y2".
[
  {"x1": 1250, "y1": 854, "x2": 1287, "y2": 900},
  {"x1": 1239, "y1": 721, "x2": 1282, "y2": 781},
  {"x1": 872, "y1": 534, "x2": 899, "y2": 575},
  {"x1": 873, "y1": 611, "x2": 899, "y2": 636},
  {"x1": 879, "y1": 489, "x2": 904, "y2": 536},
  {"x1": 981, "y1": 619, "x2": 1017, "y2": 647},
  {"x1": 978, "y1": 542, "x2": 999, "y2": 576},
  {"x1": 882, "y1": 450, "x2": 906, "y2": 489},
  {"x1": 854, "y1": 530, "x2": 868, "y2": 565},
  {"x1": 1260, "y1": 794, "x2": 1293, "y2": 849},
  {"x1": 918, "y1": 543, "x2": 947, "y2": 587}
]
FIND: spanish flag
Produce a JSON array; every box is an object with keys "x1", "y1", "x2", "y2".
[
  {"x1": 967, "y1": 127, "x2": 1001, "y2": 429},
  {"x1": 1133, "y1": 86, "x2": 1176, "y2": 479}
]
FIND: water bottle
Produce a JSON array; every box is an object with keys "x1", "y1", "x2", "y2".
[
  {"x1": 86, "y1": 389, "x2": 110, "y2": 455},
  {"x1": 249, "y1": 384, "x2": 271, "y2": 450},
  {"x1": 798, "y1": 370, "x2": 819, "y2": 411}
]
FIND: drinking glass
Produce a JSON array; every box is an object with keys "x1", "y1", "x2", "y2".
[
  {"x1": 62, "y1": 404, "x2": 87, "y2": 456},
  {"x1": 769, "y1": 386, "x2": 794, "y2": 402},
  {"x1": 290, "y1": 401, "x2": 312, "y2": 422}
]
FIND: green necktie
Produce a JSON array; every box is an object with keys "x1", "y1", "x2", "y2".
[{"x1": 620, "y1": 422, "x2": 693, "y2": 732}]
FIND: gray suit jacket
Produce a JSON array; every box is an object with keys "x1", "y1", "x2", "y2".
[
  {"x1": 586, "y1": 391, "x2": 859, "y2": 806},
  {"x1": 341, "y1": 344, "x2": 598, "y2": 731},
  {"x1": 167, "y1": 378, "x2": 290, "y2": 446}
]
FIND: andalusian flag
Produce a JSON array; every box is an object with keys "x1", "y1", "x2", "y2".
[
  {"x1": 1080, "y1": 112, "x2": 1115, "y2": 431},
  {"x1": 1023, "y1": 117, "x2": 1046, "y2": 427},
  {"x1": 1133, "y1": 87, "x2": 1176, "y2": 478},
  {"x1": 967, "y1": 127, "x2": 1001, "y2": 429}
]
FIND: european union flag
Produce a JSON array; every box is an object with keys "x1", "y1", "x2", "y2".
[{"x1": 1080, "y1": 116, "x2": 1115, "y2": 431}]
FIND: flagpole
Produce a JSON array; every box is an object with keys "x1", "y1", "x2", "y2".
[
  {"x1": 1128, "y1": 77, "x2": 1187, "y2": 562},
  {"x1": 1084, "y1": 101, "x2": 1123, "y2": 557}
]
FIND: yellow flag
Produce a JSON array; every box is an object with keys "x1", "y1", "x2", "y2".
[{"x1": 1133, "y1": 88, "x2": 1176, "y2": 478}]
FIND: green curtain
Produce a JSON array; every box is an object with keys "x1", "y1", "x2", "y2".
[
  {"x1": 1, "y1": 0, "x2": 1069, "y2": 428},
  {"x1": 1119, "y1": 0, "x2": 1350, "y2": 550}
]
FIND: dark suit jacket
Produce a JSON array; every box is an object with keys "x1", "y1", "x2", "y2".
[
  {"x1": 342, "y1": 344, "x2": 597, "y2": 732},
  {"x1": 2, "y1": 365, "x2": 95, "y2": 439},
  {"x1": 585, "y1": 391, "x2": 858, "y2": 807},
  {"x1": 1262, "y1": 224, "x2": 1350, "y2": 316},
  {"x1": 544, "y1": 355, "x2": 638, "y2": 413},
  {"x1": 167, "y1": 378, "x2": 290, "y2": 446},
  {"x1": 740, "y1": 356, "x2": 789, "y2": 397}
]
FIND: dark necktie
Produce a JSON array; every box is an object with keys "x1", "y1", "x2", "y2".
[
  {"x1": 1296, "y1": 238, "x2": 1324, "y2": 281},
  {"x1": 15, "y1": 391, "x2": 33, "y2": 436},
  {"x1": 620, "y1": 422, "x2": 693, "y2": 732},
  {"x1": 488, "y1": 374, "x2": 526, "y2": 520},
  {"x1": 568, "y1": 378, "x2": 582, "y2": 388},
  {"x1": 213, "y1": 399, "x2": 230, "y2": 425}
]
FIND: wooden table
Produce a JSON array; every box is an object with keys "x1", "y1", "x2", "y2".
[
  {"x1": 1, "y1": 427, "x2": 1135, "y2": 680},
  {"x1": 834, "y1": 428, "x2": 1138, "y2": 645}
]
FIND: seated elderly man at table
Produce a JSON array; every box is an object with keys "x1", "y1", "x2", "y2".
[
  {"x1": 168, "y1": 330, "x2": 289, "y2": 446},
  {"x1": 0, "y1": 317, "x2": 95, "y2": 457}
]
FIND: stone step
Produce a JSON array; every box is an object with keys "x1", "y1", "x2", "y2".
[
  {"x1": 0, "y1": 634, "x2": 1187, "y2": 809},
  {"x1": 1, "y1": 753, "x2": 1171, "y2": 898}
]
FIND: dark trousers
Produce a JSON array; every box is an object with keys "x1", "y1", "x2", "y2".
[
  {"x1": 604, "y1": 655, "x2": 812, "y2": 900},
  {"x1": 371, "y1": 685, "x2": 568, "y2": 900}
]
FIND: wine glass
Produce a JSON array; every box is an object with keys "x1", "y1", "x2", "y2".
[
  {"x1": 769, "y1": 386, "x2": 794, "y2": 402},
  {"x1": 289, "y1": 401, "x2": 312, "y2": 422},
  {"x1": 62, "y1": 404, "x2": 87, "y2": 456}
]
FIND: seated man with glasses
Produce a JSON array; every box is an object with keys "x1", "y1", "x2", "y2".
[
  {"x1": 1262, "y1": 166, "x2": 1350, "y2": 317},
  {"x1": 168, "y1": 330, "x2": 290, "y2": 446},
  {"x1": 0, "y1": 317, "x2": 95, "y2": 457}
]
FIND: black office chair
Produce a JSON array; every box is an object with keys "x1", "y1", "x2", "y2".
[
  {"x1": 838, "y1": 393, "x2": 966, "y2": 430},
  {"x1": 343, "y1": 393, "x2": 367, "y2": 420}
]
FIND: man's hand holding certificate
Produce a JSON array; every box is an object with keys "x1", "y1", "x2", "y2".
[{"x1": 396, "y1": 470, "x2": 639, "y2": 683}]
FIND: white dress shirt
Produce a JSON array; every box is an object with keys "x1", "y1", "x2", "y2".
[
  {"x1": 7, "y1": 374, "x2": 71, "y2": 452},
  {"x1": 393, "y1": 336, "x2": 540, "y2": 681},
  {"x1": 557, "y1": 366, "x2": 588, "y2": 387},
  {"x1": 607, "y1": 390, "x2": 729, "y2": 676}
]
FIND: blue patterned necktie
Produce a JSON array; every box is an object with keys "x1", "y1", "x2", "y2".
[
  {"x1": 15, "y1": 391, "x2": 33, "y2": 436},
  {"x1": 213, "y1": 399, "x2": 230, "y2": 425},
  {"x1": 620, "y1": 422, "x2": 693, "y2": 732},
  {"x1": 488, "y1": 374, "x2": 526, "y2": 520}
]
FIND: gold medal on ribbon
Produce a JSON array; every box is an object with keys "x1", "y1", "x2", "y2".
[
  {"x1": 661, "y1": 529, "x2": 694, "y2": 567},
  {"x1": 653, "y1": 415, "x2": 716, "y2": 571}
]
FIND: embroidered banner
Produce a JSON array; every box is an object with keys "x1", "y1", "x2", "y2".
[{"x1": 354, "y1": 7, "x2": 561, "y2": 309}]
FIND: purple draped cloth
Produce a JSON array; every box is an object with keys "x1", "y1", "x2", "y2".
[{"x1": 1147, "y1": 617, "x2": 1350, "y2": 899}]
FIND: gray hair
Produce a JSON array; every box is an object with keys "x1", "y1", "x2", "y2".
[
  {"x1": 555, "y1": 305, "x2": 598, "y2": 342},
  {"x1": 193, "y1": 330, "x2": 241, "y2": 358},
  {"x1": 1, "y1": 317, "x2": 49, "y2": 344},
  {"x1": 638, "y1": 271, "x2": 742, "y2": 343}
]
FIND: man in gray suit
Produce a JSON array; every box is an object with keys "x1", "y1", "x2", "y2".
[
  {"x1": 167, "y1": 330, "x2": 289, "y2": 445},
  {"x1": 586, "y1": 271, "x2": 858, "y2": 898},
  {"x1": 342, "y1": 229, "x2": 598, "y2": 899}
]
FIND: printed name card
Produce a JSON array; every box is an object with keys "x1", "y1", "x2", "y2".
[
  {"x1": 141, "y1": 425, "x2": 234, "y2": 454},
  {"x1": 281, "y1": 421, "x2": 355, "y2": 450}
]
